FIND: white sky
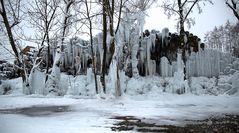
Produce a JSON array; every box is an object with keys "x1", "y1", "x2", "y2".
[
  {"x1": 1, "y1": 0, "x2": 237, "y2": 49},
  {"x1": 144, "y1": 0, "x2": 237, "y2": 39}
]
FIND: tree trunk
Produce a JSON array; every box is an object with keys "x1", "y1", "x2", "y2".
[
  {"x1": 45, "y1": 31, "x2": 51, "y2": 82},
  {"x1": 178, "y1": 0, "x2": 185, "y2": 34},
  {"x1": 101, "y1": 0, "x2": 107, "y2": 93},
  {"x1": 45, "y1": 0, "x2": 73, "y2": 95},
  {"x1": 108, "y1": 0, "x2": 121, "y2": 97},
  {"x1": 177, "y1": 0, "x2": 186, "y2": 80},
  {"x1": 85, "y1": 0, "x2": 98, "y2": 94},
  {"x1": 108, "y1": 0, "x2": 115, "y2": 67},
  {"x1": 0, "y1": 0, "x2": 28, "y2": 92},
  {"x1": 44, "y1": 0, "x2": 50, "y2": 83}
]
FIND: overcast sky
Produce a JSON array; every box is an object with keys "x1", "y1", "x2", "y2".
[{"x1": 144, "y1": 0, "x2": 237, "y2": 39}]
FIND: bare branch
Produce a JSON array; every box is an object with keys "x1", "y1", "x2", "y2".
[
  {"x1": 115, "y1": 0, "x2": 123, "y2": 34},
  {"x1": 226, "y1": 0, "x2": 239, "y2": 21},
  {"x1": 184, "y1": 0, "x2": 199, "y2": 21},
  {"x1": 181, "y1": 0, "x2": 188, "y2": 8}
]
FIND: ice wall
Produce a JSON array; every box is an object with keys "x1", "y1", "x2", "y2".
[
  {"x1": 159, "y1": 49, "x2": 234, "y2": 78},
  {"x1": 185, "y1": 49, "x2": 234, "y2": 77},
  {"x1": 186, "y1": 49, "x2": 222, "y2": 77}
]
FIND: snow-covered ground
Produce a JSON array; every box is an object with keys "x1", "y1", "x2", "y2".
[
  {"x1": 0, "y1": 94, "x2": 239, "y2": 133},
  {"x1": 0, "y1": 67, "x2": 239, "y2": 132}
]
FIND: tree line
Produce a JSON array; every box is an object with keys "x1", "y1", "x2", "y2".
[{"x1": 204, "y1": 21, "x2": 239, "y2": 57}]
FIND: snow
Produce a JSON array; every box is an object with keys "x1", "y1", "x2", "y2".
[
  {"x1": 108, "y1": 59, "x2": 118, "y2": 95},
  {"x1": 1, "y1": 69, "x2": 239, "y2": 132},
  {"x1": 0, "y1": 94, "x2": 239, "y2": 133},
  {"x1": 29, "y1": 68, "x2": 46, "y2": 95},
  {"x1": 45, "y1": 51, "x2": 63, "y2": 96},
  {"x1": 170, "y1": 52, "x2": 187, "y2": 94},
  {"x1": 227, "y1": 71, "x2": 239, "y2": 95},
  {"x1": 2, "y1": 62, "x2": 239, "y2": 96},
  {"x1": 28, "y1": 58, "x2": 46, "y2": 95},
  {"x1": 0, "y1": 44, "x2": 15, "y2": 63},
  {"x1": 1, "y1": 43, "x2": 239, "y2": 132},
  {"x1": 0, "y1": 78, "x2": 22, "y2": 95}
]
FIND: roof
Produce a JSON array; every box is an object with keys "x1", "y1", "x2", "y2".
[{"x1": 22, "y1": 46, "x2": 36, "y2": 55}]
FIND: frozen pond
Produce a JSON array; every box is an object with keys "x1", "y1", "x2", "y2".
[
  {"x1": 0, "y1": 95, "x2": 239, "y2": 133},
  {"x1": 0, "y1": 105, "x2": 70, "y2": 117},
  {"x1": 0, "y1": 105, "x2": 238, "y2": 132}
]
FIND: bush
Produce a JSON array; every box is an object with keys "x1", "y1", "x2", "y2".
[{"x1": 0, "y1": 80, "x2": 12, "y2": 95}]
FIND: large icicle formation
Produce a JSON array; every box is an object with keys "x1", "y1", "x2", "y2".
[
  {"x1": 37, "y1": 27, "x2": 237, "y2": 80},
  {"x1": 186, "y1": 49, "x2": 221, "y2": 77}
]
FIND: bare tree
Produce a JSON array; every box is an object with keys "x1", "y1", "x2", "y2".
[
  {"x1": 84, "y1": 0, "x2": 99, "y2": 94},
  {"x1": 161, "y1": 0, "x2": 213, "y2": 79},
  {"x1": 27, "y1": 0, "x2": 60, "y2": 82},
  {"x1": 61, "y1": 0, "x2": 74, "y2": 47},
  {"x1": 99, "y1": 0, "x2": 155, "y2": 96},
  {"x1": 0, "y1": 0, "x2": 30, "y2": 93},
  {"x1": 45, "y1": 0, "x2": 74, "y2": 96},
  {"x1": 96, "y1": 0, "x2": 156, "y2": 96},
  {"x1": 100, "y1": 0, "x2": 108, "y2": 94},
  {"x1": 226, "y1": 0, "x2": 239, "y2": 21},
  {"x1": 204, "y1": 21, "x2": 239, "y2": 54},
  {"x1": 161, "y1": 0, "x2": 213, "y2": 34},
  {"x1": 124, "y1": 0, "x2": 156, "y2": 78},
  {"x1": 71, "y1": 0, "x2": 104, "y2": 94},
  {"x1": 99, "y1": 0, "x2": 123, "y2": 96}
]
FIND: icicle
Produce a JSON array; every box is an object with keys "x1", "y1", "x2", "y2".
[
  {"x1": 150, "y1": 33, "x2": 156, "y2": 48},
  {"x1": 75, "y1": 56, "x2": 81, "y2": 74},
  {"x1": 160, "y1": 57, "x2": 169, "y2": 77},
  {"x1": 176, "y1": 52, "x2": 184, "y2": 73},
  {"x1": 29, "y1": 58, "x2": 45, "y2": 95},
  {"x1": 146, "y1": 37, "x2": 152, "y2": 75},
  {"x1": 131, "y1": 39, "x2": 139, "y2": 76},
  {"x1": 148, "y1": 59, "x2": 156, "y2": 76},
  {"x1": 67, "y1": 43, "x2": 71, "y2": 65},
  {"x1": 138, "y1": 11, "x2": 145, "y2": 36},
  {"x1": 172, "y1": 52, "x2": 185, "y2": 94},
  {"x1": 86, "y1": 68, "x2": 93, "y2": 85},
  {"x1": 168, "y1": 63, "x2": 173, "y2": 77},
  {"x1": 162, "y1": 28, "x2": 169, "y2": 48},
  {"x1": 45, "y1": 51, "x2": 62, "y2": 96}
]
